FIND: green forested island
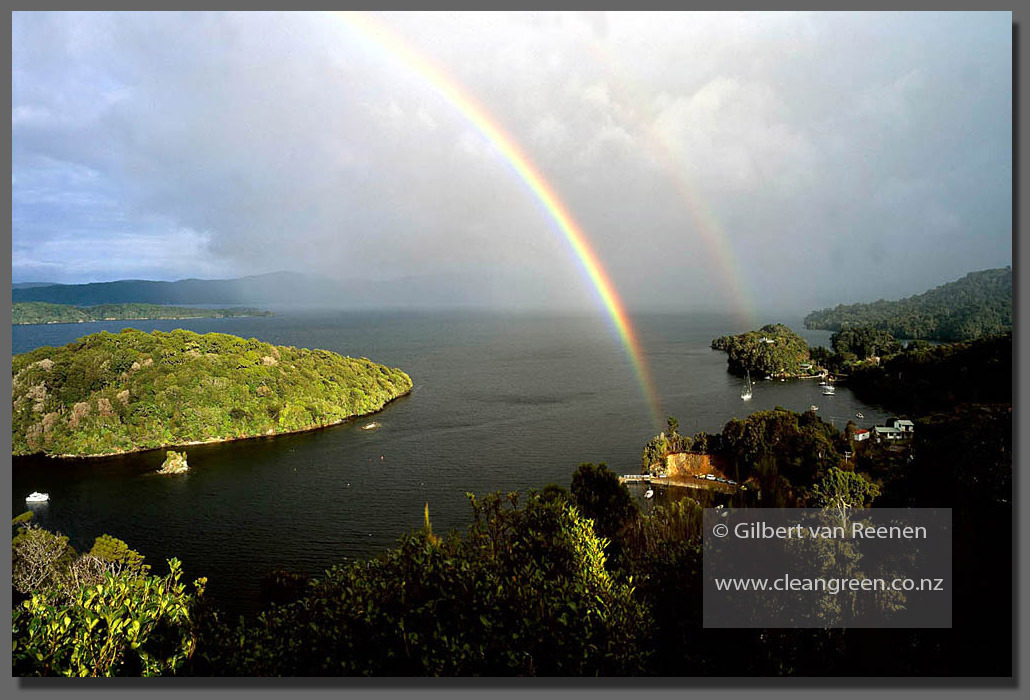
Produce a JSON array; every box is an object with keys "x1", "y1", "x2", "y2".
[
  {"x1": 710, "y1": 323, "x2": 813, "y2": 377},
  {"x1": 803, "y1": 267, "x2": 1012, "y2": 341},
  {"x1": 11, "y1": 328, "x2": 412, "y2": 457},
  {"x1": 12, "y1": 302, "x2": 272, "y2": 325}
]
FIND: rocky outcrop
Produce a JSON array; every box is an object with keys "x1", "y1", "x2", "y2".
[{"x1": 157, "y1": 450, "x2": 189, "y2": 475}]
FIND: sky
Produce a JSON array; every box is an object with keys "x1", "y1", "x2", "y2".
[{"x1": 11, "y1": 11, "x2": 1012, "y2": 317}]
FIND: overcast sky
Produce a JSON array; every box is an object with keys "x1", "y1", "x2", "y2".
[{"x1": 12, "y1": 11, "x2": 1012, "y2": 316}]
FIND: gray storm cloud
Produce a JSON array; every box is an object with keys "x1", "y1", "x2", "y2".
[{"x1": 12, "y1": 11, "x2": 1012, "y2": 315}]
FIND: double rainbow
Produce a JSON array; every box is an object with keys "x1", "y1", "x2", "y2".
[{"x1": 331, "y1": 11, "x2": 664, "y2": 428}]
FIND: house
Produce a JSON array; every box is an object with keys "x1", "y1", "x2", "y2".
[
  {"x1": 853, "y1": 428, "x2": 870, "y2": 442},
  {"x1": 874, "y1": 426, "x2": 904, "y2": 441},
  {"x1": 887, "y1": 418, "x2": 915, "y2": 434}
]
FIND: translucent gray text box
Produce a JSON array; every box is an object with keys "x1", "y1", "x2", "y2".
[{"x1": 704, "y1": 508, "x2": 952, "y2": 628}]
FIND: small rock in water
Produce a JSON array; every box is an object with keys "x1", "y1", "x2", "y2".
[{"x1": 158, "y1": 450, "x2": 188, "y2": 475}]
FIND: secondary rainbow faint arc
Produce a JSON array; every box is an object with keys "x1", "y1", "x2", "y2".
[
  {"x1": 332, "y1": 11, "x2": 665, "y2": 428},
  {"x1": 584, "y1": 37, "x2": 757, "y2": 329}
]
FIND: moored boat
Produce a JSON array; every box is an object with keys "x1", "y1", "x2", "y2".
[
  {"x1": 741, "y1": 371, "x2": 753, "y2": 401},
  {"x1": 25, "y1": 492, "x2": 49, "y2": 503}
]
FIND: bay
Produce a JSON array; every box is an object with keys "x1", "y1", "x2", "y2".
[{"x1": 11, "y1": 310, "x2": 892, "y2": 614}]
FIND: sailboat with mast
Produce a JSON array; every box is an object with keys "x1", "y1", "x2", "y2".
[{"x1": 741, "y1": 370, "x2": 753, "y2": 400}]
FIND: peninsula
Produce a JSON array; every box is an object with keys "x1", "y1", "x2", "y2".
[
  {"x1": 11, "y1": 328, "x2": 413, "y2": 457},
  {"x1": 13, "y1": 302, "x2": 272, "y2": 325},
  {"x1": 711, "y1": 323, "x2": 815, "y2": 378}
]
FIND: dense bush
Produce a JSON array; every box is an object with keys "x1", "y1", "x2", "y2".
[
  {"x1": 11, "y1": 519, "x2": 205, "y2": 677},
  {"x1": 195, "y1": 492, "x2": 648, "y2": 676},
  {"x1": 12, "y1": 328, "x2": 412, "y2": 456},
  {"x1": 804, "y1": 267, "x2": 1011, "y2": 341},
  {"x1": 12, "y1": 558, "x2": 206, "y2": 676},
  {"x1": 846, "y1": 333, "x2": 1011, "y2": 413},
  {"x1": 716, "y1": 409, "x2": 843, "y2": 487},
  {"x1": 830, "y1": 326, "x2": 902, "y2": 359},
  {"x1": 711, "y1": 324, "x2": 812, "y2": 377}
]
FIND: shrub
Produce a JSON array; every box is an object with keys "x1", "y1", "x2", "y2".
[{"x1": 13, "y1": 558, "x2": 206, "y2": 677}]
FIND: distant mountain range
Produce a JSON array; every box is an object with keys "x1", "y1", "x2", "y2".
[
  {"x1": 10, "y1": 270, "x2": 587, "y2": 310},
  {"x1": 804, "y1": 267, "x2": 1012, "y2": 342},
  {"x1": 10, "y1": 272, "x2": 330, "y2": 306},
  {"x1": 11, "y1": 282, "x2": 61, "y2": 289}
]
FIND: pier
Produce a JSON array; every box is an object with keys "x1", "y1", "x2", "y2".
[{"x1": 619, "y1": 473, "x2": 738, "y2": 494}]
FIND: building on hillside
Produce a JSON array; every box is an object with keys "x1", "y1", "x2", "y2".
[
  {"x1": 887, "y1": 418, "x2": 915, "y2": 434},
  {"x1": 873, "y1": 426, "x2": 904, "y2": 442},
  {"x1": 853, "y1": 428, "x2": 870, "y2": 442}
]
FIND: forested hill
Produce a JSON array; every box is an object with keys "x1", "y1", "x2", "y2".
[
  {"x1": 804, "y1": 267, "x2": 1012, "y2": 341},
  {"x1": 711, "y1": 323, "x2": 812, "y2": 377},
  {"x1": 11, "y1": 272, "x2": 326, "y2": 306},
  {"x1": 13, "y1": 302, "x2": 271, "y2": 325},
  {"x1": 12, "y1": 329, "x2": 412, "y2": 457}
]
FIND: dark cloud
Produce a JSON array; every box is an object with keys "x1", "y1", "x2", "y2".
[{"x1": 12, "y1": 11, "x2": 1012, "y2": 313}]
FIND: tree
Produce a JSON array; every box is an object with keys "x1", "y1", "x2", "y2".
[
  {"x1": 537, "y1": 483, "x2": 572, "y2": 506},
  {"x1": 89, "y1": 534, "x2": 149, "y2": 575},
  {"x1": 691, "y1": 431, "x2": 712, "y2": 454},
  {"x1": 570, "y1": 462, "x2": 639, "y2": 542},
  {"x1": 844, "y1": 420, "x2": 857, "y2": 445},
  {"x1": 811, "y1": 467, "x2": 881, "y2": 518},
  {"x1": 12, "y1": 524, "x2": 77, "y2": 596}
]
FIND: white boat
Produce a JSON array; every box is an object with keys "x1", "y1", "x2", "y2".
[
  {"x1": 856, "y1": 412, "x2": 864, "y2": 419},
  {"x1": 809, "y1": 405, "x2": 819, "y2": 412},
  {"x1": 741, "y1": 371, "x2": 753, "y2": 401},
  {"x1": 644, "y1": 488, "x2": 654, "y2": 499},
  {"x1": 822, "y1": 385, "x2": 836, "y2": 396},
  {"x1": 25, "y1": 492, "x2": 49, "y2": 503},
  {"x1": 361, "y1": 422, "x2": 381, "y2": 431}
]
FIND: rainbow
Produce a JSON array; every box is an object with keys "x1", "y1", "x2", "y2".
[
  {"x1": 584, "y1": 38, "x2": 757, "y2": 329},
  {"x1": 331, "y1": 11, "x2": 664, "y2": 428}
]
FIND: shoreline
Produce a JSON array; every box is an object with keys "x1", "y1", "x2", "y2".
[
  {"x1": 13, "y1": 387, "x2": 413, "y2": 461},
  {"x1": 13, "y1": 313, "x2": 272, "y2": 327}
]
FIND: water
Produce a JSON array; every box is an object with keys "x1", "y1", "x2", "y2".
[{"x1": 11, "y1": 311, "x2": 891, "y2": 613}]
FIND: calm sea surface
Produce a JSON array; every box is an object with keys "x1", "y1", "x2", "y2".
[{"x1": 11, "y1": 311, "x2": 893, "y2": 613}]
